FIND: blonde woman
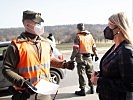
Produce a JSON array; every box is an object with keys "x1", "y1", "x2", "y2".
[{"x1": 91, "y1": 12, "x2": 133, "y2": 100}]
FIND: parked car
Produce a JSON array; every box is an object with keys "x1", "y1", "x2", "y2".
[{"x1": 0, "y1": 41, "x2": 66, "y2": 90}]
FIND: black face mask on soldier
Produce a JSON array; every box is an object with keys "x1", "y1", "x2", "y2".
[{"x1": 103, "y1": 26, "x2": 118, "y2": 40}]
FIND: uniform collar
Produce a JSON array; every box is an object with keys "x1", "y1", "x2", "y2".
[
  {"x1": 16, "y1": 32, "x2": 42, "y2": 43},
  {"x1": 77, "y1": 30, "x2": 90, "y2": 35}
]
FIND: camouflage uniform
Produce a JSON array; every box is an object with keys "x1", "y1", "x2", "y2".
[
  {"x1": 2, "y1": 10, "x2": 75, "y2": 100},
  {"x1": 2, "y1": 32, "x2": 52, "y2": 100},
  {"x1": 76, "y1": 54, "x2": 93, "y2": 89},
  {"x1": 2, "y1": 32, "x2": 74, "y2": 100},
  {"x1": 70, "y1": 30, "x2": 98, "y2": 93}
]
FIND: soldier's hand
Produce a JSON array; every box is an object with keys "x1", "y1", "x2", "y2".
[
  {"x1": 22, "y1": 80, "x2": 37, "y2": 94},
  {"x1": 95, "y1": 56, "x2": 99, "y2": 62},
  {"x1": 64, "y1": 60, "x2": 75, "y2": 70},
  {"x1": 24, "y1": 81, "x2": 37, "y2": 90}
]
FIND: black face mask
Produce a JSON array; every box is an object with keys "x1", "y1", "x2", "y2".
[{"x1": 103, "y1": 26, "x2": 117, "y2": 40}]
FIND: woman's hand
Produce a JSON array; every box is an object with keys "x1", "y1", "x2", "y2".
[{"x1": 91, "y1": 72, "x2": 99, "y2": 85}]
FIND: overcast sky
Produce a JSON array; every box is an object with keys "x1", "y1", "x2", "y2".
[{"x1": 0, "y1": 0, "x2": 132, "y2": 28}]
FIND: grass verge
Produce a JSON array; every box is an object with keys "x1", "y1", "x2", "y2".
[{"x1": 57, "y1": 42, "x2": 113, "y2": 50}]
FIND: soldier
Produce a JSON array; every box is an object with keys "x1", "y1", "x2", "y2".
[
  {"x1": 2, "y1": 10, "x2": 75, "y2": 100},
  {"x1": 70, "y1": 23, "x2": 98, "y2": 96}
]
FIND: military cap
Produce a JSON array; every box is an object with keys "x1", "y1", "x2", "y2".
[
  {"x1": 77, "y1": 23, "x2": 85, "y2": 31},
  {"x1": 22, "y1": 10, "x2": 44, "y2": 23}
]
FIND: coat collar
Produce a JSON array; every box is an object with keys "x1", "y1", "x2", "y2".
[{"x1": 101, "y1": 40, "x2": 127, "y2": 66}]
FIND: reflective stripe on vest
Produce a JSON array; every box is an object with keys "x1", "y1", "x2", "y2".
[
  {"x1": 77, "y1": 33, "x2": 94, "y2": 54},
  {"x1": 12, "y1": 39, "x2": 51, "y2": 90}
]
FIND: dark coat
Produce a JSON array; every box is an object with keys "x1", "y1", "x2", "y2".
[{"x1": 96, "y1": 41, "x2": 133, "y2": 100}]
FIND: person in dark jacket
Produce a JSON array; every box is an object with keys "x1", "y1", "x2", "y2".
[
  {"x1": 2, "y1": 10, "x2": 75, "y2": 100},
  {"x1": 91, "y1": 12, "x2": 133, "y2": 100}
]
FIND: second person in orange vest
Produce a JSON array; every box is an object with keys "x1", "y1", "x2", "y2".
[{"x1": 70, "y1": 23, "x2": 99, "y2": 96}]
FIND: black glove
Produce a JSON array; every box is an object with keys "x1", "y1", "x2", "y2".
[
  {"x1": 64, "y1": 60, "x2": 75, "y2": 70},
  {"x1": 91, "y1": 54, "x2": 94, "y2": 60},
  {"x1": 95, "y1": 56, "x2": 99, "y2": 61},
  {"x1": 22, "y1": 80, "x2": 37, "y2": 94}
]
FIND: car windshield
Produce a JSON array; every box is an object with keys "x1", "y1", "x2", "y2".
[{"x1": 0, "y1": 46, "x2": 8, "y2": 55}]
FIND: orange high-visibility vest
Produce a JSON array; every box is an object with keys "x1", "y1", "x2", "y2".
[
  {"x1": 77, "y1": 33, "x2": 94, "y2": 54},
  {"x1": 12, "y1": 39, "x2": 51, "y2": 90}
]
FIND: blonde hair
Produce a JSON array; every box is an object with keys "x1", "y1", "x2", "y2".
[{"x1": 109, "y1": 12, "x2": 133, "y2": 45}]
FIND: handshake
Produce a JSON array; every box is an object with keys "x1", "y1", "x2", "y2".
[{"x1": 64, "y1": 60, "x2": 76, "y2": 70}]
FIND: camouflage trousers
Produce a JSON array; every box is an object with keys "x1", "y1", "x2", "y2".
[{"x1": 76, "y1": 57, "x2": 93, "y2": 90}]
